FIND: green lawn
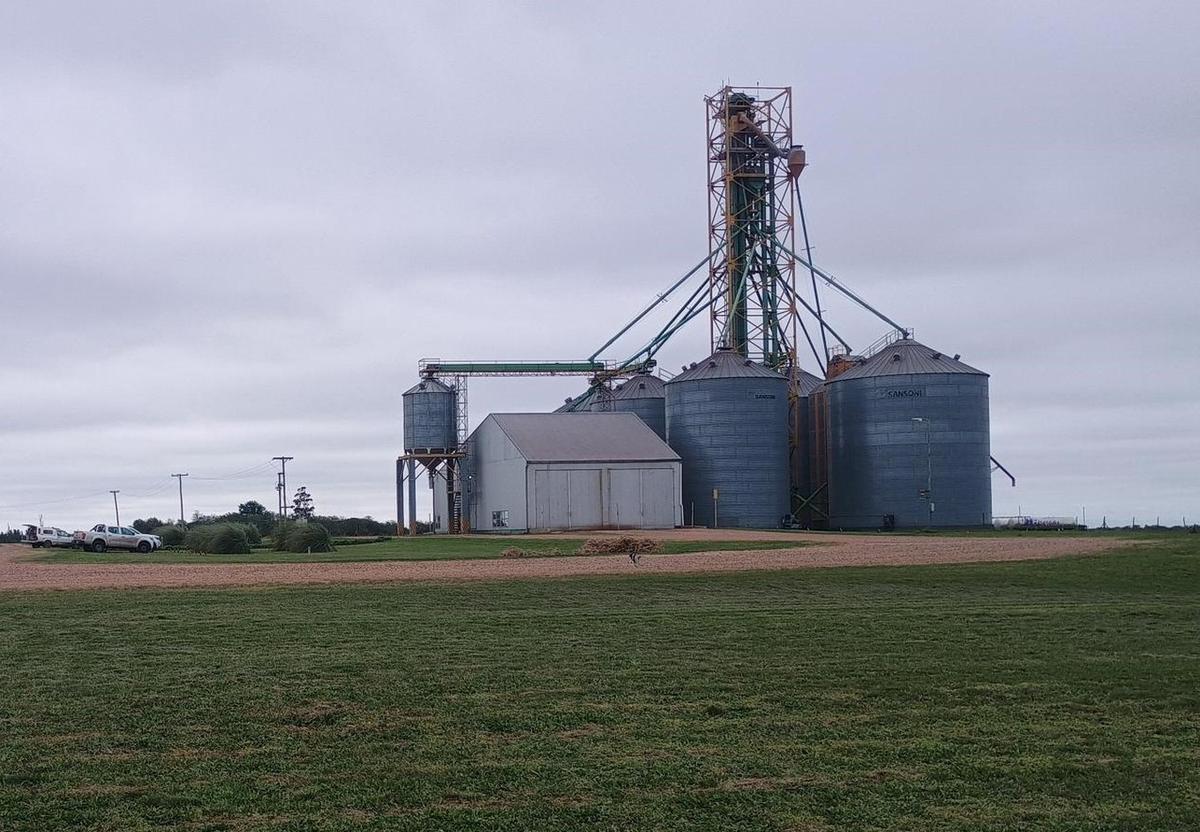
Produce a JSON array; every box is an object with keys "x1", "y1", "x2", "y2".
[
  {"x1": 1, "y1": 537, "x2": 1198, "y2": 830},
  {"x1": 29, "y1": 536, "x2": 806, "y2": 564}
]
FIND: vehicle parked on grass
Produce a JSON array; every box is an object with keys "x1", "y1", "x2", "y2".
[
  {"x1": 73, "y1": 524, "x2": 163, "y2": 553},
  {"x1": 21, "y1": 525, "x2": 77, "y2": 548}
]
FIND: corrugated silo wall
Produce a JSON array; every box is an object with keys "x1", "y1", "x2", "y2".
[
  {"x1": 827, "y1": 373, "x2": 991, "y2": 528},
  {"x1": 788, "y1": 392, "x2": 810, "y2": 519},
  {"x1": 613, "y1": 397, "x2": 667, "y2": 441},
  {"x1": 667, "y1": 378, "x2": 789, "y2": 528},
  {"x1": 804, "y1": 389, "x2": 830, "y2": 527},
  {"x1": 402, "y1": 386, "x2": 456, "y2": 452}
]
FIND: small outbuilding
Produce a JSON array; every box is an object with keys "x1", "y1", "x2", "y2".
[{"x1": 458, "y1": 412, "x2": 682, "y2": 533}]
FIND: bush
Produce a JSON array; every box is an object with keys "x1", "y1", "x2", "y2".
[
  {"x1": 184, "y1": 523, "x2": 251, "y2": 554},
  {"x1": 501, "y1": 546, "x2": 568, "y2": 558},
  {"x1": 272, "y1": 521, "x2": 334, "y2": 553},
  {"x1": 578, "y1": 536, "x2": 663, "y2": 556},
  {"x1": 233, "y1": 522, "x2": 262, "y2": 546},
  {"x1": 153, "y1": 525, "x2": 186, "y2": 546},
  {"x1": 331, "y1": 536, "x2": 393, "y2": 547}
]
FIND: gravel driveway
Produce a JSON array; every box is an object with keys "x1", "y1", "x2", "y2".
[{"x1": 0, "y1": 532, "x2": 1124, "y2": 592}]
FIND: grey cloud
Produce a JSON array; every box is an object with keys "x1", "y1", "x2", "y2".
[{"x1": 2, "y1": 1, "x2": 1197, "y2": 531}]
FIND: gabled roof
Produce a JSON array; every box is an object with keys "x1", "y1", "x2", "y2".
[
  {"x1": 485, "y1": 413, "x2": 680, "y2": 463},
  {"x1": 668, "y1": 348, "x2": 785, "y2": 383},
  {"x1": 829, "y1": 339, "x2": 986, "y2": 382}
]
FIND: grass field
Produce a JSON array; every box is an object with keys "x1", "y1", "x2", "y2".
[
  {"x1": 27, "y1": 536, "x2": 807, "y2": 565},
  {"x1": 2, "y1": 537, "x2": 1197, "y2": 830}
]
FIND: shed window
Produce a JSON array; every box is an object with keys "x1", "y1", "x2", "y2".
[{"x1": 491, "y1": 510, "x2": 510, "y2": 528}]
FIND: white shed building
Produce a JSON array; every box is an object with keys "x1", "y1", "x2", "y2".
[{"x1": 445, "y1": 412, "x2": 682, "y2": 533}]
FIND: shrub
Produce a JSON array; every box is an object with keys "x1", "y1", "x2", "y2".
[
  {"x1": 578, "y1": 536, "x2": 663, "y2": 556},
  {"x1": 331, "y1": 536, "x2": 392, "y2": 547},
  {"x1": 184, "y1": 523, "x2": 251, "y2": 555},
  {"x1": 500, "y1": 546, "x2": 568, "y2": 558},
  {"x1": 153, "y1": 525, "x2": 186, "y2": 546},
  {"x1": 233, "y1": 522, "x2": 262, "y2": 546},
  {"x1": 273, "y1": 521, "x2": 334, "y2": 553}
]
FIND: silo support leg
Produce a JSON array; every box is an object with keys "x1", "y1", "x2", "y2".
[
  {"x1": 396, "y1": 459, "x2": 405, "y2": 535},
  {"x1": 407, "y1": 459, "x2": 418, "y2": 536}
]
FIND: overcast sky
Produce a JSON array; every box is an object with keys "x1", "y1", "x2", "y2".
[{"x1": 2, "y1": 1, "x2": 1197, "y2": 531}]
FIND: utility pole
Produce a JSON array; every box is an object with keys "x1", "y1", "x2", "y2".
[
  {"x1": 276, "y1": 472, "x2": 284, "y2": 519},
  {"x1": 273, "y1": 456, "x2": 293, "y2": 518},
  {"x1": 110, "y1": 490, "x2": 121, "y2": 526},
  {"x1": 171, "y1": 473, "x2": 188, "y2": 525}
]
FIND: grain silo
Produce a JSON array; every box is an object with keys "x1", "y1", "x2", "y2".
[
  {"x1": 402, "y1": 378, "x2": 456, "y2": 453},
  {"x1": 826, "y1": 339, "x2": 991, "y2": 529},
  {"x1": 588, "y1": 383, "x2": 615, "y2": 413},
  {"x1": 666, "y1": 348, "x2": 789, "y2": 528},
  {"x1": 611, "y1": 372, "x2": 667, "y2": 440}
]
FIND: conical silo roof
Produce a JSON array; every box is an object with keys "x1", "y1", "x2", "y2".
[
  {"x1": 554, "y1": 389, "x2": 592, "y2": 413},
  {"x1": 403, "y1": 377, "x2": 454, "y2": 396},
  {"x1": 613, "y1": 373, "x2": 666, "y2": 400},
  {"x1": 829, "y1": 339, "x2": 986, "y2": 382},
  {"x1": 668, "y1": 348, "x2": 784, "y2": 384},
  {"x1": 796, "y1": 369, "x2": 823, "y2": 396}
]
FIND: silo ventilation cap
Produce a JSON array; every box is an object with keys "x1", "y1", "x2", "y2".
[{"x1": 891, "y1": 353, "x2": 901, "y2": 362}]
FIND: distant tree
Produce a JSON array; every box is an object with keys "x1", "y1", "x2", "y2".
[
  {"x1": 133, "y1": 517, "x2": 164, "y2": 533},
  {"x1": 311, "y1": 515, "x2": 395, "y2": 537},
  {"x1": 292, "y1": 487, "x2": 314, "y2": 520},
  {"x1": 238, "y1": 500, "x2": 268, "y2": 516}
]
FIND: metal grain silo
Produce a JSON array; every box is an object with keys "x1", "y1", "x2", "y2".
[
  {"x1": 588, "y1": 383, "x2": 615, "y2": 413},
  {"x1": 666, "y1": 348, "x2": 789, "y2": 528},
  {"x1": 554, "y1": 389, "x2": 590, "y2": 413},
  {"x1": 611, "y1": 372, "x2": 667, "y2": 440},
  {"x1": 402, "y1": 378, "x2": 456, "y2": 452},
  {"x1": 826, "y1": 339, "x2": 991, "y2": 529}
]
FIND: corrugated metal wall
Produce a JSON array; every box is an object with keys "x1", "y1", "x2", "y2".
[
  {"x1": 667, "y1": 354, "x2": 789, "y2": 528},
  {"x1": 402, "y1": 379, "x2": 456, "y2": 452},
  {"x1": 827, "y1": 373, "x2": 992, "y2": 528}
]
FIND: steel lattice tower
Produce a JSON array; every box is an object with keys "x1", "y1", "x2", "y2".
[{"x1": 706, "y1": 86, "x2": 800, "y2": 370}]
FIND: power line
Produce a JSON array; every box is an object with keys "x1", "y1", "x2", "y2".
[{"x1": 0, "y1": 490, "x2": 112, "y2": 510}]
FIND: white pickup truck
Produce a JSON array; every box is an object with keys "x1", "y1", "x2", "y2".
[
  {"x1": 21, "y1": 525, "x2": 77, "y2": 548},
  {"x1": 74, "y1": 524, "x2": 163, "y2": 553}
]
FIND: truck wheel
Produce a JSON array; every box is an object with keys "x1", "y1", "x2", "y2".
[
  {"x1": 91, "y1": 539, "x2": 107, "y2": 553},
  {"x1": 137, "y1": 541, "x2": 151, "y2": 553}
]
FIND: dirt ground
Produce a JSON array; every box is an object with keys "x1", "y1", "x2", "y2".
[{"x1": 0, "y1": 530, "x2": 1126, "y2": 592}]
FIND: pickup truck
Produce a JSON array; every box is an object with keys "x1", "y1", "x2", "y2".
[
  {"x1": 74, "y1": 524, "x2": 163, "y2": 553},
  {"x1": 22, "y1": 525, "x2": 77, "y2": 548}
]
